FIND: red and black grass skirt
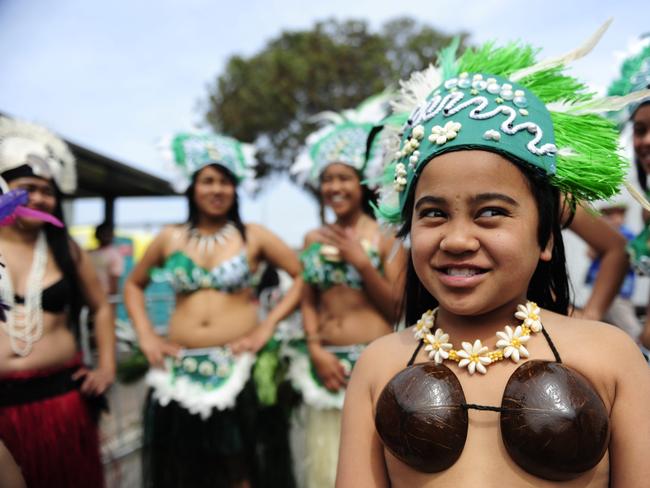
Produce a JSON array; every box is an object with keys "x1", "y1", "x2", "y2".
[{"x1": 0, "y1": 355, "x2": 104, "y2": 488}]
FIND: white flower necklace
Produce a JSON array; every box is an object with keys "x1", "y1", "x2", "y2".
[
  {"x1": 185, "y1": 222, "x2": 236, "y2": 254},
  {"x1": 0, "y1": 231, "x2": 48, "y2": 357},
  {"x1": 413, "y1": 302, "x2": 543, "y2": 375}
]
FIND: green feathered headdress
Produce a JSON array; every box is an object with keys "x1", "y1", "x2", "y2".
[
  {"x1": 292, "y1": 92, "x2": 392, "y2": 189},
  {"x1": 607, "y1": 35, "x2": 650, "y2": 124},
  {"x1": 160, "y1": 131, "x2": 257, "y2": 192},
  {"x1": 377, "y1": 21, "x2": 650, "y2": 225}
]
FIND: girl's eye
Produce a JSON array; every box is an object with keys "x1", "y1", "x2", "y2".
[
  {"x1": 634, "y1": 124, "x2": 647, "y2": 137},
  {"x1": 418, "y1": 208, "x2": 445, "y2": 219},
  {"x1": 477, "y1": 207, "x2": 507, "y2": 218}
]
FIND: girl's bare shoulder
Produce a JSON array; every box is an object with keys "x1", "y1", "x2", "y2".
[{"x1": 353, "y1": 328, "x2": 420, "y2": 394}]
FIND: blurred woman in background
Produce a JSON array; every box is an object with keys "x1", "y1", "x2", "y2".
[
  {"x1": 0, "y1": 116, "x2": 115, "y2": 487},
  {"x1": 125, "y1": 132, "x2": 302, "y2": 488}
]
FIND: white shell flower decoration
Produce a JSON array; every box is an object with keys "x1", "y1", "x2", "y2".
[
  {"x1": 496, "y1": 325, "x2": 531, "y2": 363},
  {"x1": 457, "y1": 339, "x2": 492, "y2": 375},
  {"x1": 393, "y1": 162, "x2": 408, "y2": 192},
  {"x1": 411, "y1": 124, "x2": 425, "y2": 140},
  {"x1": 424, "y1": 329, "x2": 452, "y2": 364},
  {"x1": 198, "y1": 360, "x2": 215, "y2": 376},
  {"x1": 216, "y1": 362, "x2": 231, "y2": 377},
  {"x1": 428, "y1": 121, "x2": 462, "y2": 145},
  {"x1": 182, "y1": 357, "x2": 198, "y2": 373},
  {"x1": 515, "y1": 302, "x2": 543, "y2": 332},
  {"x1": 413, "y1": 309, "x2": 434, "y2": 340}
]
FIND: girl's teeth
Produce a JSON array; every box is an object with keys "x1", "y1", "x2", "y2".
[{"x1": 446, "y1": 268, "x2": 480, "y2": 276}]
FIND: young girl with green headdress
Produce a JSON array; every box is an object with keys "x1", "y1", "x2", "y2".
[
  {"x1": 338, "y1": 24, "x2": 650, "y2": 486},
  {"x1": 124, "y1": 132, "x2": 302, "y2": 488},
  {"x1": 290, "y1": 97, "x2": 407, "y2": 487}
]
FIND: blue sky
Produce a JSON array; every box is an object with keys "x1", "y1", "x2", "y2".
[{"x1": 0, "y1": 0, "x2": 647, "y2": 246}]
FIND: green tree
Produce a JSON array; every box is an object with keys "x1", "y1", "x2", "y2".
[{"x1": 203, "y1": 17, "x2": 467, "y2": 178}]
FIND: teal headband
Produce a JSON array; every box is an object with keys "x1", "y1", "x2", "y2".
[
  {"x1": 377, "y1": 26, "x2": 650, "y2": 225},
  {"x1": 162, "y1": 132, "x2": 256, "y2": 191}
]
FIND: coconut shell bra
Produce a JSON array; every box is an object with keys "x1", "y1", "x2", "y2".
[
  {"x1": 300, "y1": 240, "x2": 382, "y2": 291},
  {"x1": 374, "y1": 324, "x2": 610, "y2": 481}
]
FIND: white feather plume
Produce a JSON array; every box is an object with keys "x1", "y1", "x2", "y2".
[
  {"x1": 391, "y1": 64, "x2": 442, "y2": 114},
  {"x1": 0, "y1": 116, "x2": 77, "y2": 194},
  {"x1": 510, "y1": 19, "x2": 613, "y2": 82},
  {"x1": 547, "y1": 89, "x2": 650, "y2": 115}
]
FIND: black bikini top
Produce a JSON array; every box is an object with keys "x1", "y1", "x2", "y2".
[
  {"x1": 14, "y1": 277, "x2": 72, "y2": 314},
  {"x1": 374, "y1": 326, "x2": 610, "y2": 481}
]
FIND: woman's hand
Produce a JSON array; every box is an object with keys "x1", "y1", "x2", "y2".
[
  {"x1": 72, "y1": 366, "x2": 115, "y2": 396},
  {"x1": 309, "y1": 344, "x2": 347, "y2": 392},
  {"x1": 318, "y1": 225, "x2": 369, "y2": 271},
  {"x1": 139, "y1": 331, "x2": 181, "y2": 368},
  {"x1": 229, "y1": 321, "x2": 275, "y2": 354}
]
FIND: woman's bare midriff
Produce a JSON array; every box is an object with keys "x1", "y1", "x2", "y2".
[
  {"x1": 317, "y1": 286, "x2": 391, "y2": 346},
  {"x1": 167, "y1": 289, "x2": 259, "y2": 348},
  {"x1": 0, "y1": 311, "x2": 77, "y2": 374}
]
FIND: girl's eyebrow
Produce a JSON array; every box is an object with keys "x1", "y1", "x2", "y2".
[
  {"x1": 414, "y1": 195, "x2": 445, "y2": 211},
  {"x1": 471, "y1": 193, "x2": 519, "y2": 207},
  {"x1": 414, "y1": 192, "x2": 518, "y2": 211}
]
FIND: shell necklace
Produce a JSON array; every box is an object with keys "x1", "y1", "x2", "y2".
[
  {"x1": 0, "y1": 231, "x2": 48, "y2": 357},
  {"x1": 413, "y1": 302, "x2": 543, "y2": 375},
  {"x1": 185, "y1": 221, "x2": 236, "y2": 254}
]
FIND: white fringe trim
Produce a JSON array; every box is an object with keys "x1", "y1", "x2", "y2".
[
  {"x1": 146, "y1": 352, "x2": 255, "y2": 420},
  {"x1": 285, "y1": 347, "x2": 345, "y2": 410}
]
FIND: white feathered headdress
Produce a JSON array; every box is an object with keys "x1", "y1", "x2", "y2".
[
  {"x1": 0, "y1": 116, "x2": 77, "y2": 194},
  {"x1": 291, "y1": 92, "x2": 392, "y2": 189}
]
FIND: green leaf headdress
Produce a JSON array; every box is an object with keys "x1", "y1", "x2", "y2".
[
  {"x1": 607, "y1": 34, "x2": 650, "y2": 125},
  {"x1": 0, "y1": 116, "x2": 77, "y2": 194},
  {"x1": 291, "y1": 92, "x2": 392, "y2": 189},
  {"x1": 377, "y1": 21, "x2": 650, "y2": 225},
  {"x1": 160, "y1": 131, "x2": 257, "y2": 192}
]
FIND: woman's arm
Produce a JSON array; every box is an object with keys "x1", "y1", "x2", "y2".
[
  {"x1": 569, "y1": 206, "x2": 628, "y2": 320},
  {"x1": 73, "y1": 243, "x2": 116, "y2": 395},
  {"x1": 607, "y1": 329, "x2": 650, "y2": 485},
  {"x1": 0, "y1": 441, "x2": 26, "y2": 488},
  {"x1": 337, "y1": 343, "x2": 390, "y2": 487},
  {"x1": 229, "y1": 224, "x2": 303, "y2": 353},
  {"x1": 123, "y1": 227, "x2": 180, "y2": 367}
]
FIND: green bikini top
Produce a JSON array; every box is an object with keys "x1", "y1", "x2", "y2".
[
  {"x1": 300, "y1": 240, "x2": 382, "y2": 291},
  {"x1": 628, "y1": 189, "x2": 650, "y2": 275},
  {"x1": 151, "y1": 250, "x2": 253, "y2": 293}
]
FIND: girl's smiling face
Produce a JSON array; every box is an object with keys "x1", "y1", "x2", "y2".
[
  {"x1": 193, "y1": 165, "x2": 236, "y2": 218},
  {"x1": 320, "y1": 163, "x2": 363, "y2": 218},
  {"x1": 410, "y1": 150, "x2": 552, "y2": 317}
]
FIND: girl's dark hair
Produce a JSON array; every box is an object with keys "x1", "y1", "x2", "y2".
[
  {"x1": 634, "y1": 101, "x2": 650, "y2": 190},
  {"x1": 185, "y1": 163, "x2": 246, "y2": 240},
  {"x1": 318, "y1": 168, "x2": 378, "y2": 224},
  {"x1": 48, "y1": 189, "x2": 84, "y2": 338},
  {"x1": 398, "y1": 153, "x2": 570, "y2": 326}
]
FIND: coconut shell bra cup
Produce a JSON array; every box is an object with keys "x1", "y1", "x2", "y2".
[{"x1": 374, "y1": 305, "x2": 610, "y2": 481}]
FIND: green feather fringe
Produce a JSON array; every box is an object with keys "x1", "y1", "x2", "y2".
[
  {"x1": 551, "y1": 112, "x2": 628, "y2": 201},
  {"x1": 458, "y1": 42, "x2": 537, "y2": 78}
]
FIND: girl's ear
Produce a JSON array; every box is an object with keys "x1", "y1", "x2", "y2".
[{"x1": 540, "y1": 233, "x2": 553, "y2": 262}]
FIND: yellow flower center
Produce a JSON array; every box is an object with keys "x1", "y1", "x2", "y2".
[
  {"x1": 470, "y1": 353, "x2": 480, "y2": 362},
  {"x1": 511, "y1": 338, "x2": 521, "y2": 347}
]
